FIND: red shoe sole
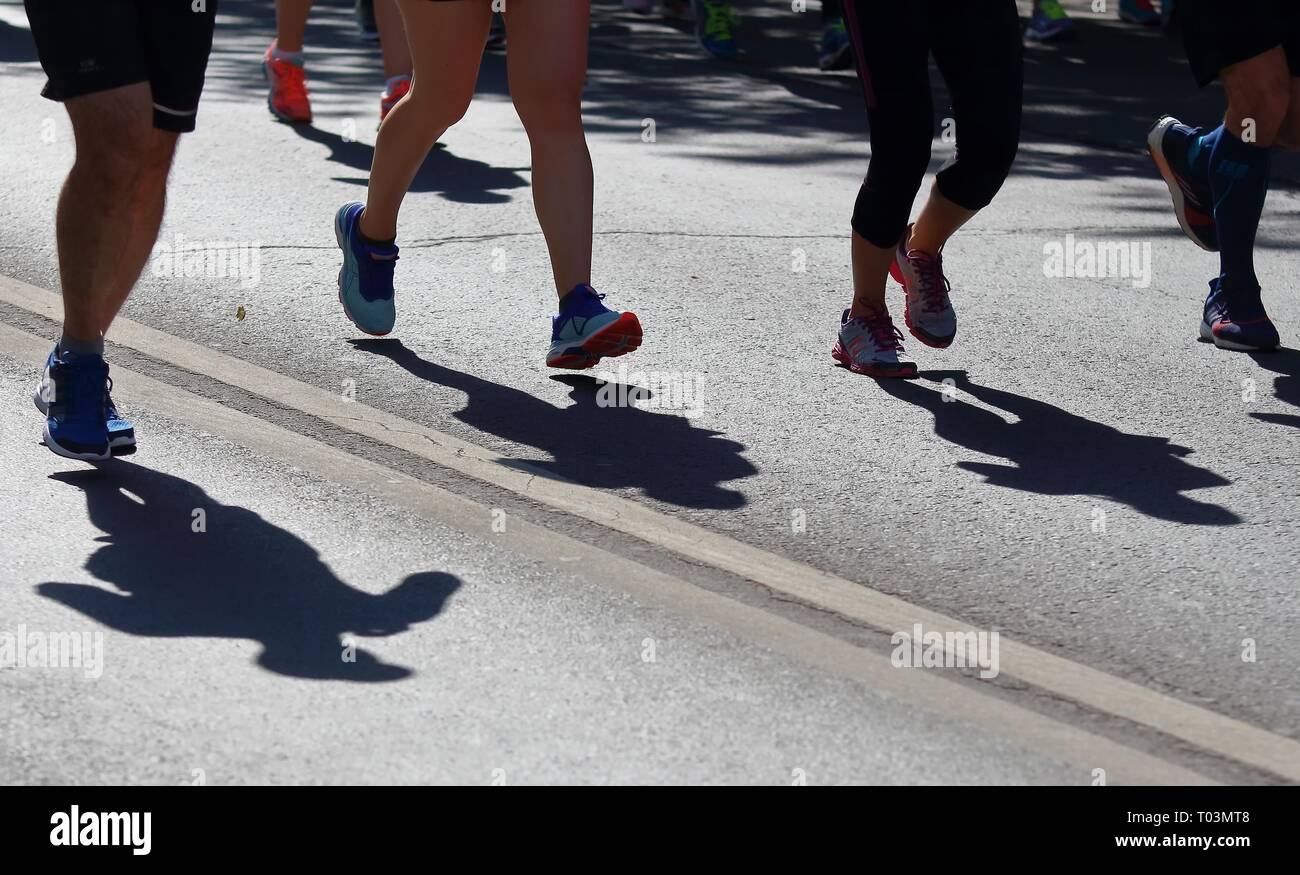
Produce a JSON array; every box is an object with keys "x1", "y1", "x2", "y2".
[
  {"x1": 831, "y1": 345, "x2": 918, "y2": 379},
  {"x1": 549, "y1": 311, "x2": 643, "y2": 369}
]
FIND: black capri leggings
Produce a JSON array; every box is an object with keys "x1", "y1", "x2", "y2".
[{"x1": 842, "y1": 0, "x2": 1024, "y2": 248}]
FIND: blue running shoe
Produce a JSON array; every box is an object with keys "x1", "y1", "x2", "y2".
[
  {"x1": 34, "y1": 345, "x2": 111, "y2": 461},
  {"x1": 694, "y1": 0, "x2": 739, "y2": 59},
  {"x1": 1199, "y1": 279, "x2": 1279, "y2": 352},
  {"x1": 1025, "y1": 0, "x2": 1075, "y2": 42},
  {"x1": 335, "y1": 201, "x2": 398, "y2": 336},
  {"x1": 819, "y1": 18, "x2": 852, "y2": 71},
  {"x1": 33, "y1": 345, "x2": 134, "y2": 455},
  {"x1": 34, "y1": 349, "x2": 136, "y2": 455},
  {"x1": 547, "y1": 284, "x2": 643, "y2": 370}
]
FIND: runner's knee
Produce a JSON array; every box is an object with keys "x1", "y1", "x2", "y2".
[
  {"x1": 511, "y1": 84, "x2": 583, "y2": 137},
  {"x1": 404, "y1": 84, "x2": 474, "y2": 134},
  {"x1": 935, "y1": 132, "x2": 1020, "y2": 211},
  {"x1": 72, "y1": 118, "x2": 171, "y2": 187},
  {"x1": 851, "y1": 115, "x2": 933, "y2": 247}
]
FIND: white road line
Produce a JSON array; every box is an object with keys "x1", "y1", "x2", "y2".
[
  {"x1": 0, "y1": 319, "x2": 1212, "y2": 784},
  {"x1": 5, "y1": 273, "x2": 1296, "y2": 781}
]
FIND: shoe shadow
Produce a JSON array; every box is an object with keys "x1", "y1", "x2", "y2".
[
  {"x1": 289, "y1": 123, "x2": 529, "y2": 205},
  {"x1": 1249, "y1": 349, "x2": 1300, "y2": 429},
  {"x1": 876, "y1": 370, "x2": 1240, "y2": 526},
  {"x1": 38, "y1": 461, "x2": 459, "y2": 682},
  {"x1": 349, "y1": 339, "x2": 756, "y2": 510}
]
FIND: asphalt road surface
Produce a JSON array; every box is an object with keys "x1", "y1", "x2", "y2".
[{"x1": 0, "y1": 0, "x2": 1297, "y2": 785}]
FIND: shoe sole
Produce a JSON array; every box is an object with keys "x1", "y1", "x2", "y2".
[
  {"x1": 32, "y1": 390, "x2": 136, "y2": 456},
  {"x1": 42, "y1": 423, "x2": 111, "y2": 461},
  {"x1": 548, "y1": 312, "x2": 644, "y2": 370},
  {"x1": 831, "y1": 346, "x2": 918, "y2": 379},
  {"x1": 1147, "y1": 117, "x2": 1217, "y2": 253},
  {"x1": 1024, "y1": 25, "x2": 1076, "y2": 43},
  {"x1": 334, "y1": 207, "x2": 394, "y2": 338},
  {"x1": 1197, "y1": 320, "x2": 1279, "y2": 352}
]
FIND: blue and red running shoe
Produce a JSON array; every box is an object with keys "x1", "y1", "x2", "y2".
[
  {"x1": 1119, "y1": 0, "x2": 1160, "y2": 25},
  {"x1": 547, "y1": 284, "x2": 643, "y2": 369},
  {"x1": 1200, "y1": 279, "x2": 1279, "y2": 352},
  {"x1": 335, "y1": 201, "x2": 399, "y2": 336},
  {"x1": 1147, "y1": 116, "x2": 1218, "y2": 252}
]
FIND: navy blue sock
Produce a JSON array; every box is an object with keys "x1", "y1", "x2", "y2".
[
  {"x1": 1184, "y1": 124, "x2": 1220, "y2": 183},
  {"x1": 59, "y1": 334, "x2": 104, "y2": 357},
  {"x1": 1208, "y1": 127, "x2": 1271, "y2": 296}
]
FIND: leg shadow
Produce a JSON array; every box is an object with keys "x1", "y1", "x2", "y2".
[
  {"x1": 289, "y1": 123, "x2": 529, "y2": 204},
  {"x1": 1249, "y1": 349, "x2": 1300, "y2": 429},
  {"x1": 39, "y1": 461, "x2": 459, "y2": 682},
  {"x1": 350, "y1": 339, "x2": 756, "y2": 510},
  {"x1": 876, "y1": 370, "x2": 1240, "y2": 526}
]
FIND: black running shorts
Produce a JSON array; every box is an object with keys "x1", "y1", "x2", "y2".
[
  {"x1": 24, "y1": 0, "x2": 218, "y2": 133},
  {"x1": 1180, "y1": 0, "x2": 1300, "y2": 87}
]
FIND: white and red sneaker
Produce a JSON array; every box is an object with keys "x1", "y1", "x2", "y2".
[
  {"x1": 891, "y1": 225, "x2": 957, "y2": 349},
  {"x1": 380, "y1": 74, "x2": 411, "y2": 123},
  {"x1": 832, "y1": 308, "x2": 918, "y2": 379}
]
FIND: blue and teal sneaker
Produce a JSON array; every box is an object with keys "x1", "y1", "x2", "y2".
[
  {"x1": 819, "y1": 18, "x2": 852, "y2": 71},
  {"x1": 694, "y1": 0, "x2": 739, "y2": 60},
  {"x1": 334, "y1": 201, "x2": 398, "y2": 336},
  {"x1": 1025, "y1": 0, "x2": 1075, "y2": 42},
  {"x1": 33, "y1": 345, "x2": 112, "y2": 461},
  {"x1": 1199, "y1": 279, "x2": 1279, "y2": 352},
  {"x1": 547, "y1": 284, "x2": 643, "y2": 369}
]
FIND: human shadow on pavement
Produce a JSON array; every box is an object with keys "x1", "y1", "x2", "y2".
[
  {"x1": 290, "y1": 123, "x2": 528, "y2": 204},
  {"x1": 875, "y1": 370, "x2": 1240, "y2": 526},
  {"x1": 38, "y1": 461, "x2": 459, "y2": 682},
  {"x1": 350, "y1": 339, "x2": 755, "y2": 510},
  {"x1": 1249, "y1": 349, "x2": 1300, "y2": 429}
]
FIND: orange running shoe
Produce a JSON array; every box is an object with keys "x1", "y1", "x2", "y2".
[
  {"x1": 379, "y1": 74, "x2": 411, "y2": 123},
  {"x1": 263, "y1": 40, "x2": 312, "y2": 124}
]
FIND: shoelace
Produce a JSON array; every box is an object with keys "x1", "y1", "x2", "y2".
[
  {"x1": 908, "y1": 251, "x2": 952, "y2": 314},
  {"x1": 1040, "y1": 0, "x2": 1068, "y2": 18},
  {"x1": 702, "y1": 2, "x2": 734, "y2": 39},
  {"x1": 272, "y1": 60, "x2": 309, "y2": 105},
  {"x1": 561, "y1": 288, "x2": 606, "y2": 313},
  {"x1": 849, "y1": 313, "x2": 905, "y2": 354},
  {"x1": 105, "y1": 376, "x2": 120, "y2": 418},
  {"x1": 54, "y1": 358, "x2": 109, "y2": 421}
]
